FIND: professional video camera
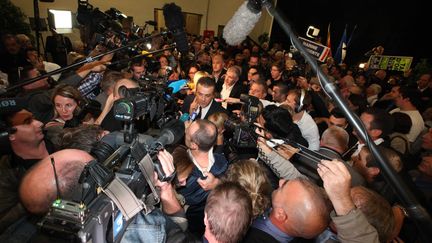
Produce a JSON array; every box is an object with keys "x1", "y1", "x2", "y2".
[
  {"x1": 224, "y1": 94, "x2": 261, "y2": 149},
  {"x1": 38, "y1": 118, "x2": 185, "y2": 243},
  {"x1": 38, "y1": 77, "x2": 183, "y2": 242},
  {"x1": 113, "y1": 81, "x2": 179, "y2": 134},
  {"x1": 77, "y1": 1, "x2": 144, "y2": 54}
]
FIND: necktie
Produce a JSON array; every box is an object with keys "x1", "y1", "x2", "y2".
[{"x1": 197, "y1": 106, "x2": 202, "y2": 120}]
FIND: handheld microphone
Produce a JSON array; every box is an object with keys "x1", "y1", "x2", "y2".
[
  {"x1": 179, "y1": 113, "x2": 190, "y2": 122},
  {"x1": 163, "y1": 3, "x2": 189, "y2": 54},
  {"x1": 223, "y1": 0, "x2": 263, "y2": 46}
]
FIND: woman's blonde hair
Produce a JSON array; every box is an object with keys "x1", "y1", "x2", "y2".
[
  {"x1": 208, "y1": 112, "x2": 229, "y2": 135},
  {"x1": 190, "y1": 71, "x2": 209, "y2": 91},
  {"x1": 223, "y1": 160, "x2": 272, "y2": 218}
]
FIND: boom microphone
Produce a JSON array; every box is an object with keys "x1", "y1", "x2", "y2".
[
  {"x1": 223, "y1": 0, "x2": 263, "y2": 46},
  {"x1": 163, "y1": 3, "x2": 189, "y2": 54}
]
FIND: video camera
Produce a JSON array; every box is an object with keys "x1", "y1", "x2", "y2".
[
  {"x1": 224, "y1": 94, "x2": 261, "y2": 148},
  {"x1": 113, "y1": 81, "x2": 178, "y2": 134},
  {"x1": 38, "y1": 81, "x2": 184, "y2": 242},
  {"x1": 77, "y1": 1, "x2": 142, "y2": 52},
  {"x1": 38, "y1": 118, "x2": 185, "y2": 243}
]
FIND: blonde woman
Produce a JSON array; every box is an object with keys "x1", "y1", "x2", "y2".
[{"x1": 223, "y1": 160, "x2": 272, "y2": 218}]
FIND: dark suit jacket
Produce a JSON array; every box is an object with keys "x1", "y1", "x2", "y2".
[
  {"x1": 224, "y1": 82, "x2": 247, "y2": 113},
  {"x1": 214, "y1": 69, "x2": 227, "y2": 93},
  {"x1": 181, "y1": 94, "x2": 227, "y2": 119}
]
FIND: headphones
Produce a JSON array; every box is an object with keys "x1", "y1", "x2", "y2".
[{"x1": 295, "y1": 89, "x2": 306, "y2": 113}]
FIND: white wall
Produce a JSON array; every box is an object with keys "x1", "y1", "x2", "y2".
[{"x1": 11, "y1": 0, "x2": 273, "y2": 46}]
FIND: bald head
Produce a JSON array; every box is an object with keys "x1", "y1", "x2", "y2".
[
  {"x1": 113, "y1": 78, "x2": 139, "y2": 99},
  {"x1": 320, "y1": 126, "x2": 349, "y2": 154},
  {"x1": 272, "y1": 178, "x2": 331, "y2": 238},
  {"x1": 19, "y1": 149, "x2": 94, "y2": 214}
]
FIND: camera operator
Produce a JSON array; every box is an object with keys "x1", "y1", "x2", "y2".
[
  {"x1": 128, "y1": 57, "x2": 148, "y2": 82},
  {"x1": 0, "y1": 108, "x2": 57, "y2": 237}
]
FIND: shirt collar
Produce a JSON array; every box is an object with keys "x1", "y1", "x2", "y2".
[
  {"x1": 199, "y1": 100, "x2": 213, "y2": 119},
  {"x1": 187, "y1": 147, "x2": 215, "y2": 176}
]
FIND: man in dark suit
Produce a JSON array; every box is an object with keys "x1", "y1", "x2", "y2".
[
  {"x1": 220, "y1": 66, "x2": 247, "y2": 113},
  {"x1": 181, "y1": 76, "x2": 227, "y2": 120}
]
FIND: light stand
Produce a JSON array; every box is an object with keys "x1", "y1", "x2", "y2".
[
  {"x1": 33, "y1": 0, "x2": 42, "y2": 55},
  {"x1": 260, "y1": 0, "x2": 432, "y2": 240}
]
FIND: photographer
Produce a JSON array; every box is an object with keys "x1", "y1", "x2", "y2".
[{"x1": 0, "y1": 108, "x2": 56, "y2": 238}]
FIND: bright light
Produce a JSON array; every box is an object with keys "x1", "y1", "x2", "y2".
[
  {"x1": 49, "y1": 10, "x2": 72, "y2": 29},
  {"x1": 359, "y1": 63, "x2": 365, "y2": 69},
  {"x1": 146, "y1": 43, "x2": 152, "y2": 50},
  {"x1": 306, "y1": 26, "x2": 320, "y2": 39}
]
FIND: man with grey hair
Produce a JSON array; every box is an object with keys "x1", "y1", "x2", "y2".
[
  {"x1": 366, "y1": 83, "x2": 382, "y2": 107},
  {"x1": 220, "y1": 66, "x2": 246, "y2": 113}
]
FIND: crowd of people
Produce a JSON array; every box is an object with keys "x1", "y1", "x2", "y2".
[{"x1": 1, "y1": 24, "x2": 432, "y2": 243}]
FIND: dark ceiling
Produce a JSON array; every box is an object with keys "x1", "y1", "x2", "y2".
[{"x1": 270, "y1": 0, "x2": 430, "y2": 66}]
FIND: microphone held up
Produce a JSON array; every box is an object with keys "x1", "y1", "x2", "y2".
[
  {"x1": 162, "y1": 3, "x2": 189, "y2": 54},
  {"x1": 223, "y1": 1, "x2": 262, "y2": 46}
]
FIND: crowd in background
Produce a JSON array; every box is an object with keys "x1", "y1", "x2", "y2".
[{"x1": 1, "y1": 23, "x2": 432, "y2": 243}]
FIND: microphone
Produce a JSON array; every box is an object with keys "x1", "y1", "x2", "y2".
[
  {"x1": 179, "y1": 113, "x2": 190, "y2": 122},
  {"x1": 223, "y1": 0, "x2": 263, "y2": 46},
  {"x1": 168, "y1": 79, "x2": 187, "y2": 93},
  {"x1": 163, "y1": 3, "x2": 189, "y2": 54}
]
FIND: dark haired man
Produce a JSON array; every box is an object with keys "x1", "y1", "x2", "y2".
[
  {"x1": 181, "y1": 77, "x2": 227, "y2": 120},
  {"x1": 351, "y1": 107, "x2": 395, "y2": 158},
  {"x1": 0, "y1": 109, "x2": 55, "y2": 235},
  {"x1": 390, "y1": 86, "x2": 425, "y2": 143}
]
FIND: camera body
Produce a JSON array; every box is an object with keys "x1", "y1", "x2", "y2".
[
  {"x1": 224, "y1": 94, "x2": 260, "y2": 149},
  {"x1": 38, "y1": 85, "x2": 184, "y2": 242},
  {"x1": 38, "y1": 195, "x2": 126, "y2": 243}
]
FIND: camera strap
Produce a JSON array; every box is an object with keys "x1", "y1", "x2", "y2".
[
  {"x1": 137, "y1": 154, "x2": 161, "y2": 213},
  {"x1": 103, "y1": 177, "x2": 144, "y2": 221}
]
